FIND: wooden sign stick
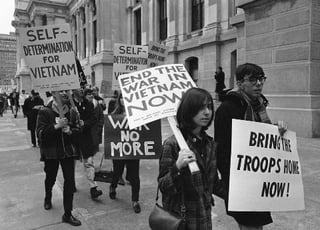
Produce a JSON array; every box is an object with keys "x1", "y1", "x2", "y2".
[
  {"x1": 167, "y1": 116, "x2": 200, "y2": 174},
  {"x1": 53, "y1": 91, "x2": 64, "y2": 118}
]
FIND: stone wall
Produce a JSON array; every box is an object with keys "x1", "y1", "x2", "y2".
[{"x1": 237, "y1": 0, "x2": 320, "y2": 137}]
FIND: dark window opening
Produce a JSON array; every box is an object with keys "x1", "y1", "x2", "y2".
[
  {"x1": 135, "y1": 9, "x2": 141, "y2": 45},
  {"x1": 83, "y1": 28, "x2": 86, "y2": 58},
  {"x1": 192, "y1": 0, "x2": 204, "y2": 31},
  {"x1": 93, "y1": 20, "x2": 97, "y2": 54},
  {"x1": 159, "y1": 0, "x2": 167, "y2": 41},
  {"x1": 42, "y1": 15, "x2": 47, "y2": 26}
]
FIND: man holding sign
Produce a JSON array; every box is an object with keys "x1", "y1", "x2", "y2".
[{"x1": 214, "y1": 63, "x2": 288, "y2": 230}]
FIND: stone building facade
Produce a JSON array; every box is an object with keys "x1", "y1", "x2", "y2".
[
  {"x1": 0, "y1": 33, "x2": 17, "y2": 91},
  {"x1": 12, "y1": 0, "x2": 320, "y2": 137}
]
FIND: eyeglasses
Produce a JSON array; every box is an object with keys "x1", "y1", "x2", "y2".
[{"x1": 243, "y1": 75, "x2": 267, "y2": 85}]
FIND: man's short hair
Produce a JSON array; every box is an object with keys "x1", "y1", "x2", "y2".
[{"x1": 236, "y1": 63, "x2": 265, "y2": 81}]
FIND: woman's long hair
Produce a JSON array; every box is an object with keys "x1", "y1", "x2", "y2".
[
  {"x1": 176, "y1": 88, "x2": 214, "y2": 133},
  {"x1": 111, "y1": 93, "x2": 124, "y2": 115}
]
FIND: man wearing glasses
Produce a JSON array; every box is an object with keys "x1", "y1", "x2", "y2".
[{"x1": 214, "y1": 63, "x2": 287, "y2": 230}]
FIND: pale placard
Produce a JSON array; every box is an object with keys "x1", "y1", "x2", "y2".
[
  {"x1": 229, "y1": 119, "x2": 305, "y2": 211},
  {"x1": 117, "y1": 64, "x2": 196, "y2": 129},
  {"x1": 112, "y1": 43, "x2": 148, "y2": 90},
  {"x1": 20, "y1": 23, "x2": 80, "y2": 92}
]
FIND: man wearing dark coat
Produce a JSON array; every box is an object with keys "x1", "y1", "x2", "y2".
[
  {"x1": 24, "y1": 90, "x2": 44, "y2": 147},
  {"x1": 36, "y1": 91, "x2": 81, "y2": 226},
  {"x1": 72, "y1": 88, "x2": 103, "y2": 199}
]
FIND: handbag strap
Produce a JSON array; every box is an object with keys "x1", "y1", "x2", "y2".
[{"x1": 155, "y1": 180, "x2": 186, "y2": 218}]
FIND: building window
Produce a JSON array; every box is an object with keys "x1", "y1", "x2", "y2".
[
  {"x1": 186, "y1": 57, "x2": 199, "y2": 84},
  {"x1": 42, "y1": 15, "x2": 47, "y2": 26},
  {"x1": 159, "y1": 0, "x2": 167, "y2": 41},
  {"x1": 91, "y1": 0, "x2": 96, "y2": 16},
  {"x1": 191, "y1": 0, "x2": 204, "y2": 31},
  {"x1": 134, "y1": 9, "x2": 141, "y2": 45},
  {"x1": 93, "y1": 20, "x2": 97, "y2": 54},
  {"x1": 75, "y1": 34, "x2": 78, "y2": 55},
  {"x1": 81, "y1": 7, "x2": 86, "y2": 25},
  {"x1": 83, "y1": 28, "x2": 86, "y2": 58}
]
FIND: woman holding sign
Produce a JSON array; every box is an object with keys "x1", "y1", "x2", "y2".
[
  {"x1": 214, "y1": 63, "x2": 287, "y2": 230},
  {"x1": 158, "y1": 88, "x2": 225, "y2": 230},
  {"x1": 109, "y1": 93, "x2": 142, "y2": 214}
]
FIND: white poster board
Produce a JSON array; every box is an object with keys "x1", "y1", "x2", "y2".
[
  {"x1": 112, "y1": 43, "x2": 148, "y2": 90},
  {"x1": 229, "y1": 119, "x2": 305, "y2": 211},
  {"x1": 117, "y1": 64, "x2": 196, "y2": 129},
  {"x1": 147, "y1": 42, "x2": 168, "y2": 67},
  {"x1": 20, "y1": 24, "x2": 80, "y2": 92}
]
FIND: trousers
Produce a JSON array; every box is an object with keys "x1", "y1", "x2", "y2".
[
  {"x1": 111, "y1": 159, "x2": 140, "y2": 202},
  {"x1": 44, "y1": 157, "x2": 75, "y2": 215}
]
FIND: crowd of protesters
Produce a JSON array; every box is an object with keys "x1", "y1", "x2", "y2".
[{"x1": 0, "y1": 62, "x2": 290, "y2": 230}]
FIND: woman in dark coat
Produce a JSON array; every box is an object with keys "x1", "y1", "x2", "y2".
[{"x1": 158, "y1": 88, "x2": 225, "y2": 230}]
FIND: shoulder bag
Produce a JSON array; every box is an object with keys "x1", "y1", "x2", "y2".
[{"x1": 149, "y1": 184, "x2": 186, "y2": 230}]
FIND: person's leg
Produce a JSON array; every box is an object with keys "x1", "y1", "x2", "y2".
[
  {"x1": 60, "y1": 157, "x2": 81, "y2": 226},
  {"x1": 43, "y1": 159, "x2": 59, "y2": 210},
  {"x1": 238, "y1": 224, "x2": 263, "y2": 230},
  {"x1": 109, "y1": 160, "x2": 125, "y2": 199},
  {"x1": 126, "y1": 160, "x2": 141, "y2": 213},
  {"x1": 30, "y1": 129, "x2": 36, "y2": 147},
  {"x1": 83, "y1": 156, "x2": 102, "y2": 199}
]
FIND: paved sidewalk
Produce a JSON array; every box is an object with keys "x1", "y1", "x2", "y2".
[{"x1": 0, "y1": 112, "x2": 319, "y2": 229}]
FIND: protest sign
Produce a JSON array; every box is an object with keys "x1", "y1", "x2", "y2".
[
  {"x1": 112, "y1": 43, "x2": 148, "y2": 90},
  {"x1": 147, "y1": 42, "x2": 168, "y2": 67},
  {"x1": 117, "y1": 64, "x2": 196, "y2": 129},
  {"x1": 19, "y1": 24, "x2": 80, "y2": 92},
  {"x1": 104, "y1": 114, "x2": 162, "y2": 160},
  {"x1": 228, "y1": 119, "x2": 305, "y2": 211}
]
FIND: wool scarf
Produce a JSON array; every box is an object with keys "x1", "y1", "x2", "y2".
[{"x1": 231, "y1": 89, "x2": 272, "y2": 124}]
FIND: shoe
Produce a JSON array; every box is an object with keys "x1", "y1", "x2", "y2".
[
  {"x1": 14, "y1": 114, "x2": 17, "y2": 118},
  {"x1": 132, "y1": 201, "x2": 141, "y2": 213},
  {"x1": 44, "y1": 199, "x2": 52, "y2": 210},
  {"x1": 90, "y1": 187, "x2": 102, "y2": 199},
  {"x1": 62, "y1": 214, "x2": 81, "y2": 226},
  {"x1": 109, "y1": 185, "x2": 116, "y2": 200}
]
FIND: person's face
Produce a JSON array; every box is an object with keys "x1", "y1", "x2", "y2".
[
  {"x1": 57, "y1": 91, "x2": 69, "y2": 105},
  {"x1": 92, "y1": 88, "x2": 98, "y2": 96},
  {"x1": 238, "y1": 74, "x2": 266, "y2": 99},
  {"x1": 85, "y1": 92, "x2": 94, "y2": 102},
  {"x1": 192, "y1": 99, "x2": 213, "y2": 128}
]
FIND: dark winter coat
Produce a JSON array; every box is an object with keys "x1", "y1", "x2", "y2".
[
  {"x1": 36, "y1": 102, "x2": 79, "y2": 161},
  {"x1": 91, "y1": 99, "x2": 104, "y2": 147},
  {"x1": 24, "y1": 96, "x2": 44, "y2": 130},
  {"x1": 74, "y1": 98, "x2": 97, "y2": 159},
  {"x1": 214, "y1": 92, "x2": 272, "y2": 226},
  {"x1": 158, "y1": 133, "x2": 225, "y2": 230}
]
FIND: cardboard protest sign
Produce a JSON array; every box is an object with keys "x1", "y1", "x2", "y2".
[
  {"x1": 117, "y1": 64, "x2": 197, "y2": 129},
  {"x1": 229, "y1": 119, "x2": 305, "y2": 211},
  {"x1": 19, "y1": 24, "x2": 80, "y2": 92},
  {"x1": 112, "y1": 43, "x2": 148, "y2": 90},
  {"x1": 147, "y1": 42, "x2": 168, "y2": 67},
  {"x1": 104, "y1": 114, "x2": 162, "y2": 159}
]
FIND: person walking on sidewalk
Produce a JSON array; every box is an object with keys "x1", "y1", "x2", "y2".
[
  {"x1": 72, "y1": 88, "x2": 103, "y2": 200},
  {"x1": 158, "y1": 87, "x2": 225, "y2": 230},
  {"x1": 24, "y1": 90, "x2": 44, "y2": 147},
  {"x1": 214, "y1": 63, "x2": 287, "y2": 230},
  {"x1": 36, "y1": 91, "x2": 81, "y2": 226},
  {"x1": 109, "y1": 93, "x2": 142, "y2": 213}
]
